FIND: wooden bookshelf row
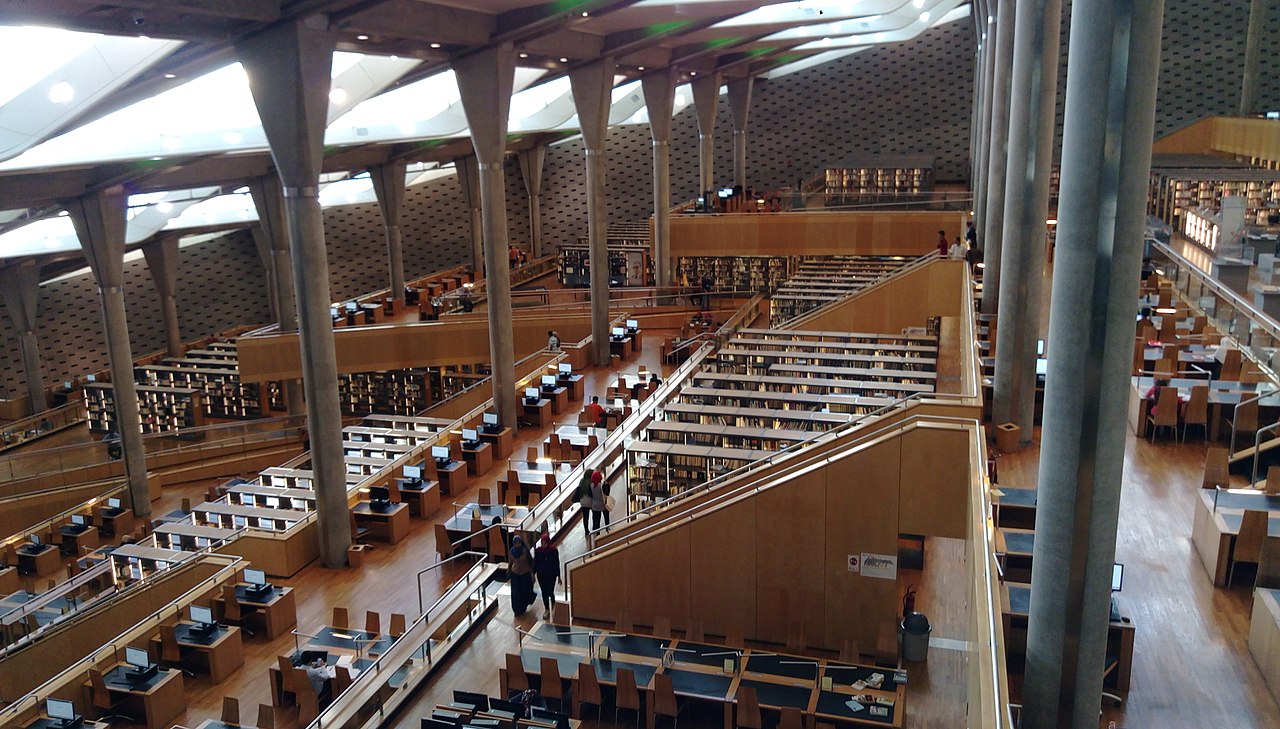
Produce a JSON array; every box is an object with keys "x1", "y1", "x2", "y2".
[
  {"x1": 1148, "y1": 163, "x2": 1280, "y2": 228},
  {"x1": 675, "y1": 256, "x2": 794, "y2": 293},
  {"x1": 558, "y1": 239, "x2": 653, "y2": 287},
  {"x1": 770, "y1": 256, "x2": 912, "y2": 324},
  {"x1": 85, "y1": 382, "x2": 203, "y2": 434}
]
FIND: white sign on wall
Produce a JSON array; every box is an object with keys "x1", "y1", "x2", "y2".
[
  {"x1": 860, "y1": 552, "x2": 898, "y2": 580},
  {"x1": 847, "y1": 554, "x2": 859, "y2": 572}
]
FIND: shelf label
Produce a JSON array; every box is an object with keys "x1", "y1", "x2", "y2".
[{"x1": 860, "y1": 553, "x2": 897, "y2": 580}]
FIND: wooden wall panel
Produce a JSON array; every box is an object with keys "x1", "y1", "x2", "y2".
[
  {"x1": 689, "y1": 498, "x2": 757, "y2": 639},
  {"x1": 755, "y1": 469, "x2": 827, "y2": 645},
  {"x1": 669, "y1": 211, "x2": 962, "y2": 258},
  {"x1": 898, "y1": 426, "x2": 971, "y2": 539},
  {"x1": 625, "y1": 527, "x2": 692, "y2": 629},
  {"x1": 570, "y1": 556, "x2": 627, "y2": 623}
]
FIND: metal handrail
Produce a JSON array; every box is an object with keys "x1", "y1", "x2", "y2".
[
  {"x1": 1252, "y1": 420, "x2": 1280, "y2": 486},
  {"x1": 415, "y1": 550, "x2": 487, "y2": 615},
  {"x1": 780, "y1": 251, "x2": 941, "y2": 329},
  {"x1": 1231, "y1": 386, "x2": 1277, "y2": 456}
]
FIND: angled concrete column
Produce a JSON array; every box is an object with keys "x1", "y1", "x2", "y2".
[
  {"x1": 726, "y1": 76, "x2": 754, "y2": 190},
  {"x1": 691, "y1": 74, "x2": 721, "y2": 196},
  {"x1": 248, "y1": 175, "x2": 304, "y2": 416},
  {"x1": 518, "y1": 147, "x2": 546, "y2": 258},
  {"x1": 643, "y1": 70, "x2": 677, "y2": 289},
  {"x1": 1024, "y1": 3, "x2": 1164, "y2": 728},
  {"x1": 371, "y1": 161, "x2": 408, "y2": 302},
  {"x1": 142, "y1": 235, "x2": 183, "y2": 357},
  {"x1": 972, "y1": 0, "x2": 996, "y2": 235},
  {"x1": 979, "y1": 0, "x2": 1015, "y2": 316},
  {"x1": 570, "y1": 58, "x2": 616, "y2": 367},
  {"x1": 453, "y1": 44, "x2": 519, "y2": 431},
  {"x1": 66, "y1": 190, "x2": 149, "y2": 517},
  {"x1": 0, "y1": 261, "x2": 49, "y2": 414},
  {"x1": 992, "y1": 0, "x2": 1060, "y2": 435},
  {"x1": 453, "y1": 155, "x2": 484, "y2": 274},
  {"x1": 238, "y1": 17, "x2": 350, "y2": 567},
  {"x1": 1240, "y1": 0, "x2": 1270, "y2": 116}
]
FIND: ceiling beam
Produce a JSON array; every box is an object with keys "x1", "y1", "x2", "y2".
[
  {"x1": 492, "y1": 0, "x2": 639, "y2": 47},
  {"x1": 110, "y1": 0, "x2": 283, "y2": 22},
  {"x1": 335, "y1": 0, "x2": 495, "y2": 45}
]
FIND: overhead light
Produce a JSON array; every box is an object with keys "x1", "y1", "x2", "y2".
[
  {"x1": 675, "y1": 93, "x2": 687, "y2": 105},
  {"x1": 581, "y1": 11, "x2": 589, "y2": 16},
  {"x1": 519, "y1": 52, "x2": 529, "y2": 58},
  {"x1": 638, "y1": 66, "x2": 645, "y2": 71},
  {"x1": 156, "y1": 201, "x2": 174, "y2": 214},
  {"x1": 559, "y1": 57, "x2": 568, "y2": 63},
  {"x1": 47, "y1": 81, "x2": 74, "y2": 104},
  {"x1": 430, "y1": 42, "x2": 442, "y2": 49},
  {"x1": 356, "y1": 34, "x2": 369, "y2": 41},
  {"x1": 912, "y1": 0, "x2": 924, "y2": 7},
  {"x1": 223, "y1": 131, "x2": 244, "y2": 144},
  {"x1": 1046, "y1": 218, "x2": 1058, "y2": 225},
  {"x1": 919, "y1": 11, "x2": 930, "y2": 21},
  {"x1": 329, "y1": 87, "x2": 348, "y2": 104},
  {"x1": 690, "y1": 71, "x2": 697, "y2": 76},
  {"x1": 163, "y1": 73, "x2": 176, "y2": 79}
]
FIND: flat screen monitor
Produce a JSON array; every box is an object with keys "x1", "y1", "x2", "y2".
[
  {"x1": 345, "y1": 448, "x2": 361, "y2": 457},
  {"x1": 462, "y1": 428, "x2": 478, "y2": 441},
  {"x1": 1111, "y1": 563, "x2": 1124, "y2": 592},
  {"x1": 626, "y1": 319, "x2": 638, "y2": 330},
  {"x1": 107, "y1": 497, "x2": 122, "y2": 510},
  {"x1": 244, "y1": 568, "x2": 267, "y2": 586},
  {"x1": 190, "y1": 604, "x2": 214, "y2": 625},
  {"x1": 483, "y1": 413, "x2": 498, "y2": 426},
  {"x1": 404, "y1": 464, "x2": 422, "y2": 480},
  {"x1": 71, "y1": 514, "x2": 87, "y2": 527},
  {"x1": 345, "y1": 301, "x2": 358, "y2": 313},
  {"x1": 611, "y1": 327, "x2": 625, "y2": 338},
  {"x1": 453, "y1": 690, "x2": 490, "y2": 712},
  {"x1": 46, "y1": 699, "x2": 77, "y2": 722},
  {"x1": 558, "y1": 364, "x2": 572, "y2": 375},
  {"x1": 368, "y1": 486, "x2": 390, "y2": 503},
  {"x1": 431, "y1": 445, "x2": 450, "y2": 461},
  {"x1": 541, "y1": 375, "x2": 556, "y2": 388},
  {"x1": 85, "y1": 374, "x2": 96, "y2": 382},
  {"x1": 524, "y1": 387, "x2": 540, "y2": 401},
  {"x1": 1036, "y1": 339, "x2": 1046, "y2": 356},
  {"x1": 29, "y1": 534, "x2": 41, "y2": 547},
  {"x1": 125, "y1": 646, "x2": 150, "y2": 668},
  {"x1": 264, "y1": 496, "x2": 280, "y2": 509},
  {"x1": 62, "y1": 380, "x2": 73, "y2": 390}
]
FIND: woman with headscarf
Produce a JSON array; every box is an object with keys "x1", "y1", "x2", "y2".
[
  {"x1": 533, "y1": 533, "x2": 561, "y2": 621},
  {"x1": 508, "y1": 534, "x2": 535, "y2": 614}
]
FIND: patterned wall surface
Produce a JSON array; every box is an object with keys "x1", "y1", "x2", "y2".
[{"x1": 1, "y1": 3, "x2": 1278, "y2": 399}]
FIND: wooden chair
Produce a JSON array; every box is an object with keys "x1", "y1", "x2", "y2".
[
  {"x1": 1157, "y1": 288, "x2": 1172, "y2": 308},
  {"x1": 874, "y1": 622, "x2": 899, "y2": 668},
  {"x1": 1182, "y1": 385, "x2": 1209, "y2": 441},
  {"x1": 221, "y1": 584, "x2": 256, "y2": 638},
  {"x1": 653, "y1": 672, "x2": 680, "y2": 729},
  {"x1": 487, "y1": 527, "x2": 507, "y2": 563},
  {"x1": 1221, "y1": 348, "x2": 1243, "y2": 381},
  {"x1": 1153, "y1": 357, "x2": 1176, "y2": 379},
  {"x1": 527, "y1": 492, "x2": 541, "y2": 509},
  {"x1": 1158, "y1": 315, "x2": 1175, "y2": 343},
  {"x1": 332, "y1": 607, "x2": 349, "y2": 630},
  {"x1": 652, "y1": 615, "x2": 672, "y2": 639},
  {"x1": 840, "y1": 638, "x2": 862, "y2": 664},
  {"x1": 786, "y1": 620, "x2": 806, "y2": 653},
  {"x1": 506, "y1": 652, "x2": 530, "y2": 692},
  {"x1": 1229, "y1": 510, "x2": 1269, "y2": 586},
  {"x1": 364, "y1": 610, "x2": 379, "y2": 636},
  {"x1": 540, "y1": 656, "x2": 567, "y2": 712},
  {"x1": 470, "y1": 518, "x2": 487, "y2": 551},
  {"x1": 615, "y1": 667, "x2": 642, "y2": 728},
  {"x1": 526, "y1": 446, "x2": 540, "y2": 465},
  {"x1": 1147, "y1": 387, "x2": 1180, "y2": 442},
  {"x1": 778, "y1": 707, "x2": 804, "y2": 729},
  {"x1": 1265, "y1": 467, "x2": 1280, "y2": 496},
  {"x1": 1203, "y1": 446, "x2": 1231, "y2": 489},
  {"x1": 333, "y1": 665, "x2": 354, "y2": 696},
  {"x1": 87, "y1": 667, "x2": 132, "y2": 720},
  {"x1": 1242, "y1": 362, "x2": 1269, "y2": 384},
  {"x1": 159, "y1": 625, "x2": 185, "y2": 671},
  {"x1": 577, "y1": 662, "x2": 603, "y2": 722},
  {"x1": 290, "y1": 667, "x2": 321, "y2": 722},
  {"x1": 256, "y1": 704, "x2": 275, "y2": 729},
  {"x1": 222, "y1": 696, "x2": 241, "y2": 726},
  {"x1": 1192, "y1": 315, "x2": 1207, "y2": 335},
  {"x1": 478, "y1": 488, "x2": 493, "y2": 506},
  {"x1": 1227, "y1": 398, "x2": 1260, "y2": 454},
  {"x1": 434, "y1": 523, "x2": 453, "y2": 562},
  {"x1": 350, "y1": 513, "x2": 371, "y2": 544},
  {"x1": 389, "y1": 612, "x2": 407, "y2": 638},
  {"x1": 734, "y1": 686, "x2": 761, "y2": 729},
  {"x1": 180, "y1": 497, "x2": 192, "y2": 514}
]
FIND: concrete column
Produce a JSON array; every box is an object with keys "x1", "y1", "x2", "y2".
[
  {"x1": 570, "y1": 59, "x2": 616, "y2": 368},
  {"x1": 141, "y1": 236, "x2": 183, "y2": 357},
  {"x1": 0, "y1": 261, "x2": 49, "y2": 414},
  {"x1": 991, "y1": 0, "x2": 1060, "y2": 435},
  {"x1": 238, "y1": 17, "x2": 350, "y2": 568},
  {"x1": 691, "y1": 74, "x2": 721, "y2": 196},
  {"x1": 979, "y1": 0, "x2": 1016, "y2": 316},
  {"x1": 518, "y1": 147, "x2": 546, "y2": 259},
  {"x1": 370, "y1": 161, "x2": 408, "y2": 303},
  {"x1": 453, "y1": 155, "x2": 484, "y2": 274},
  {"x1": 1024, "y1": 3, "x2": 1164, "y2": 727},
  {"x1": 250, "y1": 224, "x2": 280, "y2": 323},
  {"x1": 726, "y1": 76, "x2": 754, "y2": 190},
  {"x1": 453, "y1": 44, "x2": 519, "y2": 431},
  {"x1": 973, "y1": 0, "x2": 997, "y2": 236},
  {"x1": 643, "y1": 70, "x2": 677, "y2": 290},
  {"x1": 249, "y1": 175, "x2": 304, "y2": 415},
  {"x1": 1240, "y1": 0, "x2": 1270, "y2": 116},
  {"x1": 66, "y1": 190, "x2": 150, "y2": 517}
]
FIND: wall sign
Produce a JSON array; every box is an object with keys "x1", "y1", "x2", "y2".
[
  {"x1": 860, "y1": 553, "x2": 898, "y2": 580},
  {"x1": 847, "y1": 554, "x2": 859, "y2": 572}
]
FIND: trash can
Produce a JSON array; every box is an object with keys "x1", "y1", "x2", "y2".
[
  {"x1": 995, "y1": 422, "x2": 1021, "y2": 453},
  {"x1": 901, "y1": 611, "x2": 932, "y2": 662}
]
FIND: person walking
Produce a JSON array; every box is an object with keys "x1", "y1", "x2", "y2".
[
  {"x1": 965, "y1": 221, "x2": 978, "y2": 249},
  {"x1": 936, "y1": 230, "x2": 949, "y2": 257},
  {"x1": 508, "y1": 534, "x2": 535, "y2": 615},
  {"x1": 533, "y1": 534, "x2": 561, "y2": 621},
  {"x1": 949, "y1": 236, "x2": 966, "y2": 260},
  {"x1": 547, "y1": 330, "x2": 561, "y2": 351},
  {"x1": 590, "y1": 467, "x2": 611, "y2": 532},
  {"x1": 575, "y1": 470, "x2": 594, "y2": 538}
]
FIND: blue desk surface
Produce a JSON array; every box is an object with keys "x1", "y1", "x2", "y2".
[
  {"x1": 591, "y1": 657, "x2": 657, "y2": 687},
  {"x1": 536, "y1": 623, "x2": 593, "y2": 648},
  {"x1": 666, "y1": 668, "x2": 733, "y2": 699},
  {"x1": 745, "y1": 653, "x2": 819, "y2": 681},
  {"x1": 672, "y1": 641, "x2": 733, "y2": 667},
  {"x1": 738, "y1": 678, "x2": 813, "y2": 709},
  {"x1": 1206, "y1": 490, "x2": 1280, "y2": 512},
  {"x1": 998, "y1": 487, "x2": 1037, "y2": 508},
  {"x1": 1217, "y1": 512, "x2": 1280, "y2": 537},
  {"x1": 602, "y1": 633, "x2": 668, "y2": 659},
  {"x1": 521, "y1": 647, "x2": 584, "y2": 677},
  {"x1": 814, "y1": 688, "x2": 896, "y2": 724},
  {"x1": 1002, "y1": 530, "x2": 1036, "y2": 555}
]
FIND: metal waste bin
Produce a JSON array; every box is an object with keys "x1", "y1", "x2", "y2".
[{"x1": 901, "y1": 611, "x2": 931, "y2": 662}]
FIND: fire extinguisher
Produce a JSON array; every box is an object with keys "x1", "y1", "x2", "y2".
[{"x1": 902, "y1": 585, "x2": 917, "y2": 617}]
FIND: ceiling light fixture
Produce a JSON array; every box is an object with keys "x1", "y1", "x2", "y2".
[
  {"x1": 156, "y1": 201, "x2": 174, "y2": 214},
  {"x1": 919, "y1": 11, "x2": 930, "y2": 21},
  {"x1": 329, "y1": 87, "x2": 348, "y2": 104},
  {"x1": 47, "y1": 81, "x2": 74, "y2": 104},
  {"x1": 912, "y1": 0, "x2": 924, "y2": 7},
  {"x1": 690, "y1": 71, "x2": 697, "y2": 76},
  {"x1": 559, "y1": 57, "x2": 568, "y2": 63},
  {"x1": 581, "y1": 11, "x2": 589, "y2": 16},
  {"x1": 430, "y1": 42, "x2": 442, "y2": 49},
  {"x1": 638, "y1": 66, "x2": 645, "y2": 71},
  {"x1": 356, "y1": 34, "x2": 369, "y2": 40},
  {"x1": 519, "y1": 52, "x2": 529, "y2": 58},
  {"x1": 163, "y1": 73, "x2": 176, "y2": 79}
]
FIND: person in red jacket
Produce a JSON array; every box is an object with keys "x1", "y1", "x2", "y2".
[
  {"x1": 584, "y1": 396, "x2": 605, "y2": 427},
  {"x1": 936, "y1": 230, "x2": 949, "y2": 257}
]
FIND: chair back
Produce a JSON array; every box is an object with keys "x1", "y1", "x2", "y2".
[
  {"x1": 736, "y1": 686, "x2": 761, "y2": 729},
  {"x1": 875, "y1": 622, "x2": 899, "y2": 667},
  {"x1": 332, "y1": 606, "x2": 349, "y2": 629},
  {"x1": 365, "y1": 610, "x2": 380, "y2": 635},
  {"x1": 1153, "y1": 387, "x2": 1180, "y2": 428},
  {"x1": 616, "y1": 667, "x2": 640, "y2": 710},
  {"x1": 223, "y1": 584, "x2": 244, "y2": 621},
  {"x1": 578, "y1": 662, "x2": 603, "y2": 705},
  {"x1": 88, "y1": 668, "x2": 113, "y2": 710},
  {"x1": 1203, "y1": 446, "x2": 1231, "y2": 489},
  {"x1": 1237, "y1": 510, "x2": 1269, "y2": 564},
  {"x1": 539, "y1": 656, "x2": 564, "y2": 700},
  {"x1": 479, "y1": 488, "x2": 493, "y2": 505},
  {"x1": 256, "y1": 704, "x2": 275, "y2": 729},
  {"x1": 1158, "y1": 316, "x2": 1175, "y2": 342},
  {"x1": 725, "y1": 626, "x2": 744, "y2": 648},
  {"x1": 292, "y1": 668, "x2": 320, "y2": 723},
  {"x1": 1184, "y1": 385, "x2": 1209, "y2": 425},
  {"x1": 653, "y1": 615, "x2": 672, "y2": 639},
  {"x1": 388, "y1": 481, "x2": 403, "y2": 504},
  {"x1": 390, "y1": 612, "x2": 407, "y2": 638},
  {"x1": 160, "y1": 624, "x2": 182, "y2": 663},
  {"x1": 1266, "y1": 467, "x2": 1280, "y2": 496},
  {"x1": 471, "y1": 518, "x2": 487, "y2": 550},
  {"x1": 222, "y1": 696, "x2": 241, "y2": 725},
  {"x1": 1153, "y1": 358, "x2": 1175, "y2": 378},
  {"x1": 778, "y1": 707, "x2": 803, "y2": 729},
  {"x1": 487, "y1": 527, "x2": 507, "y2": 561},
  {"x1": 654, "y1": 673, "x2": 678, "y2": 717},
  {"x1": 506, "y1": 653, "x2": 530, "y2": 691},
  {"x1": 526, "y1": 446, "x2": 539, "y2": 464},
  {"x1": 435, "y1": 523, "x2": 453, "y2": 559},
  {"x1": 333, "y1": 665, "x2": 354, "y2": 695},
  {"x1": 1236, "y1": 398, "x2": 1260, "y2": 433},
  {"x1": 1221, "y1": 348, "x2": 1243, "y2": 380}
]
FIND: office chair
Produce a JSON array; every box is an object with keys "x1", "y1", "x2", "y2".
[
  {"x1": 290, "y1": 667, "x2": 321, "y2": 723},
  {"x1": 614, "y1": 667, "x2": 642, "y2": 729},
  {"x1": 576, "y1": 662, "x2": 603, "y2": 723},
  {"x1": 539, "y1": 656, "x2": 568, "y2": 712},
  {"x1": 653, "y1": 673, "x2": 680, "y2": 729},
  {"x1": 1202, "y1": 446, "x2": 1230, "y2": 490},
  {"x1": 332, "y1": 607, "x2": 350, "y2": 630},
  {"x1": 478, "y1": 488, "x2": 493, "y2": 505},
  {"x1": 220, "y1": 584, "x2": 256, "y2": 638},
  {"x1": 87, "y1": 668, "x2": 135, "y2": 723},
  {"x1": 1181, "y1": 385, "x2": 1209, "y2": 442},
  {"x1": 221, "y1": 696, "x2": 241, "y2": 726},
  {"x1": 734, "y1": 686, "x2": 761, "y2": 729},
  {"x1": 389, "y1": 613, "x2": 407, "y2": 639},
  {"x1": 505, "y1": 653, "x2": 530, "y2": 692},
  {"x1": 349, "y1": 513, "x2": 371, "y2": 545},
  {"x1": 365, "y1": 610, "x2": 380, "y2": 636},
  {"x1": 159, "y1": 625, "x2": 196, "y2": 677},
  {"x1": 434, "y1": 524, "x2": 454, "y2": 562},
  {"x1": 778, "y1": 707, "x2": 804, "y2": 729},
  {"x1": 1264, "y1": 467, "x2": 1280, "y2": 496},
  {"x1": 1229, "y1": 510, "x2": 1268, "y2": 586}
]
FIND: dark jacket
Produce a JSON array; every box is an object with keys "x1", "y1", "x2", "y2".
[{"x1": 533, "y1": 545, "x2": 561, "y2": 580}]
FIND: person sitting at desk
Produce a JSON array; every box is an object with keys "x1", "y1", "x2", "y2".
[
  {"x1": 305, "y1": 658, "x2": 333, "y2": 702},
  {"x1": 1145, "y1": 378, "x2": 1171, "y2": 418},
  {"x1": 585, "y1": 396, "x2": 605, "y2": 427}
]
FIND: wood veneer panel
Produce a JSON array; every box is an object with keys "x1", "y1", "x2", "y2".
[
  {"x1": 898, "y1": 426, "x2": 970, "y2": 539},
  {"x1": 755, "y1": 468, "x2": 826, "y2": 646},
  {"x1": 689, "y1": 498, "x2": 757, "y2": 639}
]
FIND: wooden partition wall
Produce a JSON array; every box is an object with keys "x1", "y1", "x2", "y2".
[
  {"x1": 1153, "y1": 116, "x2": 1280, "y2": 165},
  {"x1": 570, "y1": 421, "x2": 973, "y2": 652},
  {"x1": 786, "y1": 258, "x2": 967, "y2": 334},
  {"x1": 668, "y1": 210, "x2": 965, "y2": 258}
]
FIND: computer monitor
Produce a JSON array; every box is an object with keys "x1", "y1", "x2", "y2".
[
  {"x1": 29, "y1": 534, "x2": 41, "y2": 547},
  {"x1": 483, "y1": 413, "x2": 499, "y2": 427},
  {"x1": 404, "y1": 464, "x2": 422, "y2": 480},
  {"x1": 46, "y1": 698, "x2": 77, "y2": 723},
  {"x1": 462, "y1": 428, "x2": 478, "y2": 442},
  {"x1": 452, "y1": 690, "x2": 490, "y2": 712},
  {"x1": 530, "y1": 707, "x2": 570, "y2": 729},
  {"x1": 1036, "y1": 339, "x2": 1046, "y2": 356},
  {"x1": 244, "y1": 568, "x2": 267, "y2": 586},
  {"x1": 125, "y1": 646, "x2": 150, "y2": 669},
  {"x1": 62, "y1": 380, "x2": 73, "y2": 390},
  {"x1": 541, "y1": 375, "x2": 556, "y2": 388},
  {"x1": 345, "y1": 301, "x2": 359, "y2": 313},
  {"x1": 345, "y1": 448, "x2": 361, "y2": 457},
  {"x1": 524, "y1": 387, "x2": 540, "y2": 401},
  {"x1": 558, "y1": 363, "x2": 572, "y2": 376},
  {"x1": 1111, "y1": 563, "x2": 1124, "y2": 592},
  {"x1": 611, "y1": 326, "x2": 625, "y2": 338},
  {"x1": 431, "y1": 445, "x2": 450, "y2": 461},
  {"x1": 368, "y1": 486, "x2": 390, "y2": 505},
  {"x1": 264, "y1": 496, "x2": 280, "y2": 509},
  {"x1": 190, "y1": 604, "x2": 215, "y2": 627},
  {"x1": 107, "y1": 497, "x2": 122, "y2": 510},
  {"x1": 626, "y1": 319, "x2": 638, "y2": 330},
  {"x1": 71, "y1": 514, "x2": 87, "y2": 527},
  {"x1": 85, "y1": 374, "x2": 97, "y2": 382}
]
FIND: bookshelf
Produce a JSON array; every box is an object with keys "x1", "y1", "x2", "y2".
[
  {"x1": 674, "y1": 256, "x2": 793, "y2": 293},
  {"x1": 559, "y1": 241, "x2": 653, "y2": 287},
  {"x1": 337, "y1": 369, "x2": 432, "y2": 417},
  {"x1": 136, "y1": 364, "x2": 262, "y2": 420},
  {"x1": 802, "y1": 156, "x2": 934, "y2": 206},
  {"x1": 85, "y1": 382, "x2": 203, "y2": 434}
]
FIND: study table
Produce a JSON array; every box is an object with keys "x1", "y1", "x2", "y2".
[
  {"x1": 609, "y1": 336, "x2": 636, "y2": 360},
  {"x1": 994, "y1": 528, "x2": 1036, "y2": 583},
  {"x1": 644, "y1": 421, "x2": 811, "y2": 448},
  {"x1": 153, "y1": 521, "x2": 239, "y2": 550},
  {"x1": 501, "y1": 623, "x2": 906, "y2": 728},
  {"x1": 478, "y1": 425, "x2": 515, "y2": 460},
  {"x1": 343, "y1": 425, "x2": 436, "y2": 445},
  {"x1": 394, "y1": 476, "x2": 443, "y2": 516},
  {"x1": 147, "y1": 622, "x2": 244, "y2": 683},
  {"x1": 97, "y1": 504, "x2": 134, "y2": 538},
  {"x1": 436, "y1": 459, "x2": 469, "y2": 497},
  {"x1": 442, "y1": 503, "x2": 529, "y2": 542},
  {"x1": 558, "y1": 374, "x2": 586, "y2": 401},
  {"x1": 1128, "y1": 376, "x2": 1280, "y2": 440},
  {"x1": 460, "y1": 440, "x2": 495, "y2": 476},
  {"x1": 226, "y1": 483, "x2": 318, "y2": 509},
  {"x1": 523, "y1": 398, "x2": 553, "y2": 427},
  {"x1": 212, "y1": 584, "x2": 297, "y2": 639},
  {"x1": 1249, "y1": 588, "x2": 1280, "y2": 702},
  {"x1": 269, "y1": 625, "x2": 387, "y2": 706},
  {"x1": 352, "y1": 501, "x2": 410, "y2": 544},
  {"x1": 58, "y1": 523, "x2": 101, "y2": 555},
  {"x1": 82, "y1": 663, "x2": 185, "y2": 729},
  {"x1": 22, "y1": 718, "x2": 107, "y2": 729},
  {"x1": 991, "y1": 487, "x2": 1037, "y2": 530},
  {"x1": 1191, "y1": 487, "x2": 1280, "y2": 587},
  {"x1": 16, "y1": 542, "x2": 63, "y2": 577},
  {"x1": 541, "y1": 386, "x2": 570, "y2": 414},
  {"x1": 193, "y1": 501, "x2": 309, "y2": 531}
]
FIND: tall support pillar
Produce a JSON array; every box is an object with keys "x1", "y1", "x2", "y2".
[
  {"x1": 453, "y1": 44, "x2": 519, "y2": 430},
  {"x1": 643, "y1": 70, "x2": 677, "y2": 290},
  {"x1": 691, "y1": 74, "x2": 721, "y2": 196},
  {"x1": 66, "y1": 190, "x2": 150, "y2": 516},
  {"x1": 726, "y1": 76, "x2": 754, "y2": 190},
  {"x1": 249, "y1": 175, "x2": 304, "y2": 415},
  {"x1": 518, "y1": 147, "x2": 546, "y2": 259},
  {"x1": 991, "y1": 0, "x2": 1060, "y2": 435},
  {"x1": 371, "y1": 161, "x2": 408, "y2": 303},
  {"x1": 0, "y1": 261, "x2": 49, "y2": 414},
  {"x1": 569, "y1": 58, "x2": 616, "y2": 367},
  {"x1": 250, "y1": 224, "x2": 281, "y2": 323},
  {"x1": 1024, "y1": 2, "x2": 1164, "y2": 727},
  {"x1": 1240, "y1": 0, "x2": 1270, "y2": 116},
  {"x1": 454, "y1": 156, "x2": 484, "y2": 275},
  {"x1": 972, "y1": 0, "x2": 997, "y2": 236},
  {"x1": 979, "y1": 0, "x2": 1016, "y2": 315},
  {"x1": 238, "y1": 17, "x2": 350, "y2": 567},
  {"x1": 142, "y1": 235, "x2": 183, "y2": 357}
]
